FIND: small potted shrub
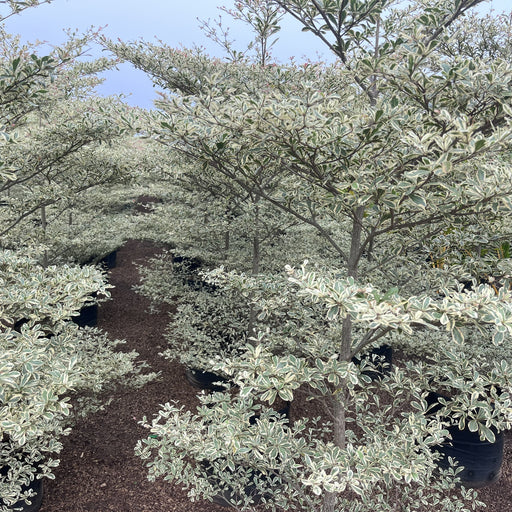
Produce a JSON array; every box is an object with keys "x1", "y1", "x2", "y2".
[{"x1": 392, "y1": 326, "x2": 512, "y2": 488}]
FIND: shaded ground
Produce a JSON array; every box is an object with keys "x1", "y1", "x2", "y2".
[{"x1": 38, "y1": 239, "x2": 512, "y2": 511}]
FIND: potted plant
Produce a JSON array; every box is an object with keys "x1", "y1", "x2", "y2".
[
  {"x1": 424, "y1": 391, "x2": 505, "y2": 487},
  {"x1": 112, "y1": 1, "x2": 512, "y2": 510}
]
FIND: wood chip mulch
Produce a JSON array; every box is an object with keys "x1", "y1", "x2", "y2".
[{"x1": 38, "y1": 239, "x2": 227, "y2": 512}]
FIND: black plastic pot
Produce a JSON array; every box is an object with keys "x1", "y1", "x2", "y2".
[
  {"x1": 82, "y1": 250, "x2": 118, "y2": 270},
  {"x1": 13, "y1": 318, "x2": 30, "y2": 332},
  {"x1": 201, "y1": 460, "x2": 270, "y2": 508},
  {"x1": 434, "y1": 425, "x2": 504, "y2": 487},
  {"x1": 99, "y1": 250, "x2": 117, "y2": 270},
  {"x1": 12, "y1": 480, "x2": 43, "y2": 512},
  {"x1": 211, "y1": 478, "x2": 265, "y2": 508},
  {"x1": 13, "y1": 319, "x2": 54, "y2": 339},
  {"x1": 173, "y1": 255, "x2": 203, "y2": 272},
  {"x1": 185, "y1": 368, "x2": 229, "y2": 392},
  {"x1": 249, "y1": 402, "x2": 291, "y2": 426},
  {"x1": 426, "y1": 392, "x2": 504, "y2": 487},
  {"x1": 459, "y1": 278, "x2": 489, "y2": 292},
  {"x1": 352, "y1": 344, "x2": 393, "y2": 380},
  {"x1": 185, "y1": 278, "x2": 218, "y2": 293},
  {"x1": 0, "y1": 470, "x2": 43, "y2": 512},
  {"x1": 71, "y1": 303, "x2": 98, "y2": 328}
]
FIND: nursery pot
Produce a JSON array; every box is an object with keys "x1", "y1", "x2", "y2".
[
  {"x1": 352, "y1": 344, "x2": 393, "y2": 380},
  {"x1": 211, "y1": 478, "x2": 265, "y2": 508},
  {"x1": 13, "y1": 319, "x2": 54, "y2": 338},
  {"x1": 186, "y1": 277, "x2": 218, "y2": 293},
  {"x1": 82, "y1": 250, "x2": 117, "y2": 269},
  {"x1": 9, "y1": 480, "x2": 43, "y2": 512},
  {"x1": 201, "y1": 460, "x2": 270, "y2": 508},
  {"x1": 426, "y1": 392, "x2": 504, "y2": 487},
  {"x1": 434, "y1": 425, "x2": 504, "y2": 487},
  {"x1": 13, "y1": 318, "x2": 30, "y2": 332},
  {"x1": 99, "y1": 250, "x2": 117, "y2": 270},
  {"x1": 71, "y1": 301, "x2": 98, "y2": 328},
  {"x1": 185, "y1": 368, "x2": 229, "y2": 392},
  {"x1": 172, "y1": 255, "x2": 203, "y2": 272}
]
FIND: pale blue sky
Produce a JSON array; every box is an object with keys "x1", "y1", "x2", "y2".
[{"x1": 2, "y1": 0, "x2": 510, "y2": 109}]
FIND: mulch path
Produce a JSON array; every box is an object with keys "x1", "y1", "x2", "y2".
[
  {"x1": 38, "y1": 238, "x2": 512, "y2": 511},
  {"x1": 39, "y1": 239, "x2": 227, "y2": 512}
]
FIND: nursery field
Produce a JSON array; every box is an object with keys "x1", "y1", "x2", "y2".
[
  {"x1": 5, "y1": 1, "x2": 512, "y2": 511},
  {"x1": 35, "y1": 239, "x2": 512, "y2": 512}
]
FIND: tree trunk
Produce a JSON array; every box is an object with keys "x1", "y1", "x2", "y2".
[
  {"x1": 251, "y1": 199, "x2": 261, "y2": 275},
  {"x1": 248, "y1": 198, "x2": 261, "y2": 339},
  {"x1": 322, "y1": 492, "x2": 337, "y2": 512},
  {"x1": 224, "y1": 229, "x2": 230, "y2": 254},
  {"x1": 41, "y1": 205, "x2": 48, "y2": 267},
  {"x1": 322, "y1": 207, "x2": 365, "y2": 512}
]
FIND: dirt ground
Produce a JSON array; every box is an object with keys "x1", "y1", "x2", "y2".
[{"x1": 37, "y1": 239, "x2": 512, "y2": 512}]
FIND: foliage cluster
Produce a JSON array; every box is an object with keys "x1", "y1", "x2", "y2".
[
  {"x1": 0, "y1": 3, "x2": 158, "y2": 509},
  {"x1": 106, "y1": 1, "x2": 512, "y2": 511}
]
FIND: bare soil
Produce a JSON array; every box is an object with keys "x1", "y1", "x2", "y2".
[{"x1": 38, "y1": 239, "x2": 512, "y2": 512}]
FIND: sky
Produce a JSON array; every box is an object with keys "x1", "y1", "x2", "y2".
[{"x1": 2, "y1": 0, "x2": 511, "y2": 109}]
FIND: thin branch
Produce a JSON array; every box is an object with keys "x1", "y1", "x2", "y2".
[{"x1": 351, "y1": 326, "x2": 392, "y2": 358}]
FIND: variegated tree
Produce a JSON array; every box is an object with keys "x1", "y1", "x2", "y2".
[
  {"x1": 0, "y1": 4, "x2": 154, "y2": 510},
  {"x1": 0, "y1": 24, "x2": 148, "y2": 265},
  {"x1": 110, "y1": 1, "x2": 512, "y2": 511}
]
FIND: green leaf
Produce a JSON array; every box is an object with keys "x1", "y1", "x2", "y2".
[
  {"x1": 11, "y1": 57, "x2": 20, "y2": 73},
  {"x1": 468, "y1": 419, "x2": 478, "y2": 432},
  {"x1": 240, "y1": 386, "x2": 253, "y2": 398},
  {"x1": 410, "y1": 194, "x2": 426, "y2": 209},
  {"x1": 452, "y1": 326, "x2": 464, "y2": 343},
  {"x1": 327, "y1": 304, "x2": 340, "y2": 320},
  {"x1": 479, "y1": 424, "x2": 496, "y2": 443},
  {"x1": 474, "y1": 139, "x2": 486, "y2": 152}
]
